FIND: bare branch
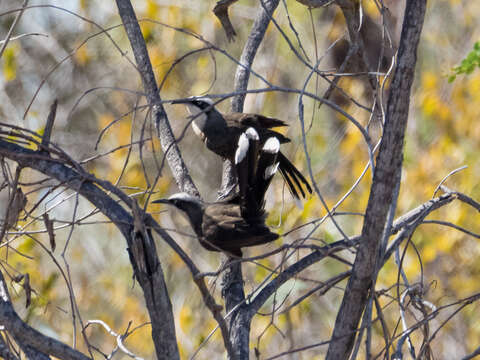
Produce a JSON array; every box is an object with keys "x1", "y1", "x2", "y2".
[
  {"x1": 440, "y1": 185, "x2": 480, "y2": 212},
  {"x1": 40, "y1": 100, "x2": 58, "y2": 151},
  {"x1": 115, "y1": 0, "x2": 199, "y2": 198},
  {"x1": 86, "y1": 320, "x2": 144, "y2": 360},
  {"x1": 0, "y1": 271, "x2": 89, "y2": 360},
  {"x1": 232, "y1": 0, "x2": 280, "y2": 112},
  {"x1": 0, "y1": 0, "x2": 29, "y2": 59},
  {"x1": 0, "y1": 332, "x2": 19, "y2": 360},
  {"x1": 327, "y1": 3, "x2": 427, "y2": 357},
  {"x1": 0, "y1": 137, "x2": 179, "y2": 360}
]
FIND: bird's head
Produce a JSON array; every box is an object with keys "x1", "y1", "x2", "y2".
[
  {"x1": 171, "y1": 97, "x2": 226, "y2": 139},
  {"x1": 171, "y1": 96, "x2": 215, "y2": 116},
  {"x1": 153, "y1": 193, "x2": 204, "y2": 234},
  {"x1": 172, "y1": 96, "x2": 217, "y2": 140},
  {"x1": 153, "y1": 192, "x2": 203, "y2": 212}
]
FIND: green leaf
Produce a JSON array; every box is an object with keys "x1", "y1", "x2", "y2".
[{"x1": 450, "y1": 41, "x2": 480, "y2": 81}]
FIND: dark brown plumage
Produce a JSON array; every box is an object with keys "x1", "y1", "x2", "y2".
[
  {"x1": 172, "y1": 97, "x2": 312, "y2": 200},
  {"x1": 154, "y1": 128, "x2": 281, "y2": 256},
  {"x1": 153, "y1": 193, "x2": 278, "y2": 257}
]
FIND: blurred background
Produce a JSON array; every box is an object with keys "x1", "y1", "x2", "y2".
[{"x1": 1, "y1": 0, "x2": 479, "y2": 358}]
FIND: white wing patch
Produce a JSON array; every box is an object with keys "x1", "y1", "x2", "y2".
[
  {"x1": 235, "y1": 133, "x2": 249, "y2": 164},
  {"x1": 262, "y1": 137, "x2": 280, "y2": 153},
  {"x1": 245, "y1": 127, "x2": 259, "y2": 140},
  {"x1": 264, "y1": 162, "x2": 279, "y2": 179}
]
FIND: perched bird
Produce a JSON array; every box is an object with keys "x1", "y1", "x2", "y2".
[
  {"x1": 172, "y1": 97, "x2": 312, "y2": 200},
  {"x1": 154, "y1": 129, "x2": 280, "y2": 256},
  {"x1": 153, "y1": 192, "x2": 278, "y2": 257}
]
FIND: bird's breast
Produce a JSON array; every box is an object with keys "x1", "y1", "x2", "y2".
[{"x1": 191, "y1": 121, "x2": 206, "y2": 141}]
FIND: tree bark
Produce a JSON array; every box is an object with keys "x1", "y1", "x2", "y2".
[
  {"x1": 0, "y1": 139, "x2": 180, "y2": 360},
  {"x1": 326, "y1": 1, "x2": 427, "y2": 359},
  {"x1": 223, "y1": 1, "x2": 280, "y2": 359},
  {"x1": 115, "y1": 0, "x2": 199, "y2": 198}
]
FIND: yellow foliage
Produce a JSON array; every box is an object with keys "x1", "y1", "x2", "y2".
[
  {"x1": 140, "y1": 22, "x2": 154, "y2": 43},
  {"x1": 168, "y1": 247, "x2": 185, "y2": 269},
  {"x1": 254, "y1": 259, "x2": 273, "y2": 283},
  {"x1": 339, "y1": 126, "x2": 362, "y2": 154},
  {"x1": 167, "y1": 5, "x2": 181, "y2": 25},
  {"x1": 117, "y1": 120, "x2": 132, "y2": 144},
  {"x1": 196, "y1": 55, "x2": 209, "y2": 70},
  {"x1": 403, "y1": 259, "x2": 421, "y2": 280},
  {"x1": 150, "y1": 46, "x2": 164, "y2": 70},
  {"x1": 300, "y1": 196, "x2": 316, "y2": 222},
  {"x1": 468, "y1": 75, "x2": 480, "y2": 102},
  {"x1": 363, "y1": 1, "x2": 379, "y2": 17},
  {"x1": 422, "y1": 72, "x2": 438, "y2": 90},
  {"x1": 422, "y1": 243, "x2": 437, "y2": 263},
  {"x1": 252, "y1": 316, "x2": 277, "y2": 347},
  {"x1": 146, "y1": 0, "x2": 159, "y2": 19},
  {"x1": 123, "y1": 163, "x2": 145, "y2": 188},
  {"x1": 178, "y1": 305, "x2": 193, "y2": 334},
  {"x1": 436, "y1": 233, "x2": 454, "y2": 253},
  {"x1": 421, "y1": 95, "x2": 439, "y2": 118},
  {"x1": 2, "y1": 44, "x2": 18, "y2": 81},
  {"x1": 98, "y1": 113, "x2": 115, "y2": 132},
  {"x1": 74, "y1": 44, "x2": 91, "y2": 66},
  {"x1": 452, "y1": 273, "x2": 478, "y2": 296},
  {"x1": 285, "y1": 305, "x2": 301, "y2": 324},
  {"x1": 124, "y1": 323, "x2": 154, "y2": 356},
  {"x1": 17, "y1": 235, "x2": 35, "y2": 253}
]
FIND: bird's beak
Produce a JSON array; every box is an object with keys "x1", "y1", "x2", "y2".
[
  {"x1": 170, "y1": 98, "x2": 191, "y2": 105},
  {"x1": 152, "y1": 199, "x2": 170, "y2": 205}
]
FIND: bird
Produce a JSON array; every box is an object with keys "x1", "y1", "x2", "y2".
[
  {"x1": 153, "y1": 192, "x2": 278, "y2": 257},
  {"x1": 171, "y1": 96, "x2": 312, "y2": 201},
  {"x1": 154, "y1": 129, "x2": 280, "y2": 256}
]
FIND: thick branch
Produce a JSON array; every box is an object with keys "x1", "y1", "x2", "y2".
[
  {"x1": 0, "y1": 138, "x2": 179, "y2": 360},
  {"x1": 0, "y1": 333, "x2": 19, "y2": 360},
  {"x1": 326, "y1": 2, "x2": 427, "y2": 359},
  {"x1": 231, "y1": 0, "x2": 280, "y2": 112},
  {"x1": 248, "y1": 239, "x2": 357, "y2": 314},
  {"x1": 246, "y1": 192, "x2": 456, "y2": 315},
  {"x1": 0, "y1": 272, "x2": 89, "y2": 360},
  {"x1": 115, "y1": 0, "x2": 199, "y2": 198},
  {"x1": 222, "y1": 2, "x2": 280, "y2": 359}
]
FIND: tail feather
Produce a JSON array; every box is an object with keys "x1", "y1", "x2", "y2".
[
  {"x1": 283, "y1": 165, "x2": 306, "y2": 198},
  {"x1": 278, "y1": 166, "x2": 302, "y2": 200},
  {"x1": 277, "y1": 152, "x2": 312, "y2": 199}
]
